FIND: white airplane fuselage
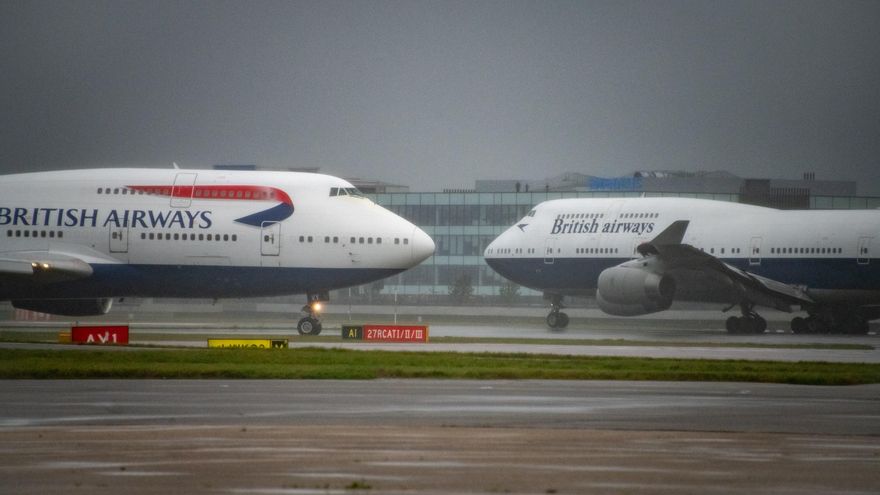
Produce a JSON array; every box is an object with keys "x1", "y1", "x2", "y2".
[
  {"x1": 485, "y1": 197, "x2": 880, "y2": 333},
  {"x1": 0, "y1": 169, "x2": 434, "y2": 306}
]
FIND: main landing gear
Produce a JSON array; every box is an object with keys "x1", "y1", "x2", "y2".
[
  {"x1": 790, "y1": 309, "x2": 870, "y2": 335},
  {"x1": 725, "y1": 302, "x2": 767, "y2": 335},
  {"x1": 545, "y1": 293, "x2": 569, "y2": 330},
  {"x1": 297, "y1": 292, "x2": 328, "y2": 336}
]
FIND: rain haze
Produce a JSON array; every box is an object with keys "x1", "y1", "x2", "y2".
[{"x1": 2, "y1": 0, "x2": 879, "y2": 193}]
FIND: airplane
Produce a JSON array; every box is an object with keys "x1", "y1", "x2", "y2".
[
  {"x1": 0, "y1": 168, "x2": 435, "y2": 335},
  {"x1": 484, "y1": 197, "x2": 879, "y2": 334}
]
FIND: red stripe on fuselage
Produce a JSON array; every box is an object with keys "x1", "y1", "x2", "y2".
[{"x1": 126, "y1": 185, "x2": 292, "y2": 205}]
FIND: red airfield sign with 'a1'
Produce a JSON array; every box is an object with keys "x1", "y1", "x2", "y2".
[{"x1": 71, "y1": 326, "x2": 129, "y2": 345}]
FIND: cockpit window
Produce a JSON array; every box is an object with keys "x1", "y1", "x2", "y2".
[
  {"x1": 527, "y1": 209, "x2": 536, "y2": 217},
  {"x1": 330, "y1": 186, "x2": 365, "y2": 198}
]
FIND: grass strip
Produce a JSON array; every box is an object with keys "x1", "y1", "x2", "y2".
[
  {"x1": 0, "y1": 348, "x2": 878, "y2": 385},
  {"x1": 0, "y1": 332, "x2": 871, "y2": 351}
]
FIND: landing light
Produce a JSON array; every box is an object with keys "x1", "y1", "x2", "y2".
[{"x1": 311, "y1": 302, "x2": 323, "y2": 313}]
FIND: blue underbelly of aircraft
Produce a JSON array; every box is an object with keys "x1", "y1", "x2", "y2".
[
  {"x1": 486, "y1": 257, "x2": 880, "y2": 293},
  {"x1": 1, "y1": 265, "x2": 405, "y2": 299}
]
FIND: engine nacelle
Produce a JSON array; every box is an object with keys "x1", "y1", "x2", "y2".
[
  {"x1": 596, "y1": 265, "x2": 675, "y2": 316},
  {"x1": 12, "y1": 298, "x2": 113, "y2": 317}
]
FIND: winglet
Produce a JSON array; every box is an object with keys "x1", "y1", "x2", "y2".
[{"x1": 637, "y1": 220, "x2": 689, "y2": 256}]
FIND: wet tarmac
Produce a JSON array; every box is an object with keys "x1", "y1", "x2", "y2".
[{"x1": 0, "y1": 380, "x2": 878, "y2": 494}]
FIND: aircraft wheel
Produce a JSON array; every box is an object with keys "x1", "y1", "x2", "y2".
[
  {"x1": 754, "y1": 316, "x2": 767, "y2": 334},
  {"x1": 791, "y1": 317, "x2": 807, "y2": 334},
  {"x1": 841, "y1": 316, "x2": 869, "y2": 335},
  {"x1": 557, "y1": 312, "x2": 569, "y2": 329},
  {"x1": 725, "y1": 316, "x2": 740, "y2": 334},
  {"x1": 806, "y1": 317, "x2": 826, "y2": 334},
  {"x1": 297, "y1": 317, "x2": 322, "y2": 336},
  {"x1": 546, "y1": 312, "x2": 561, "y2": 329}
]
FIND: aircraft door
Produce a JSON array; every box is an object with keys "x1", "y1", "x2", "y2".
[
  {"x1": 109, "y1": 226, "x2": 129, "y2": 254},
  {"x1": 544, "y1": 238, "x2": 557, "y2": 264},
  {"x1": 348, "y1": 237, "x2": 362, "y2": 264},
  {"x1": 170, "y1": 173, "x2": 197, "y2": 208},
  {"x1": 749, "y1": 236, "x2": 762, "y2": 266},
  {"x1": 857, "y1": 236, "x2": 871, "y2": 265},
  {"x1": 261, "y1": 222, "x2": 281, "y2": 258}
]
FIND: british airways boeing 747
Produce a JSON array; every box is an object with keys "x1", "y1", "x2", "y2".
[
  {"x1": 0, "y1": 168, "x2": 434, "y2": 334},
  {"x1": 485, "y1": 197, "x2": 879, "y2": 334}
]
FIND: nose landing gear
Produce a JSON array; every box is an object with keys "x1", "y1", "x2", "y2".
[
  {"x1": 545, "y1": 293, "x2": 569, "y2": 330},
  {"x1": 297, "y1": 292, "x2": 328, "y2": 336}
]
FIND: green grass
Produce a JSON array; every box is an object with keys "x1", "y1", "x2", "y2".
[
  {"x1": 0, "y1": 348, "x2": 878, "y2": 385},
  {"x1": 0, "y1": 331, "x2": 871, "y2": 351}
]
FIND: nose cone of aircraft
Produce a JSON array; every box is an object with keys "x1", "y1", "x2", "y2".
[{"x1": 411, "y1": 226, "x2": 435, "y2": 264}]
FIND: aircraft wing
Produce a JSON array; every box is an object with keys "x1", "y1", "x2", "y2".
[
  {"x1": 637, "y1": 221, "x2": 813, "y2": 311},
  {"x1": 0, "y1": 250, "x2": 95, "y2": 284}
]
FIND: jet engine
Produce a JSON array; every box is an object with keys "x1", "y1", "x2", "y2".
[
  {"x1": 12, "y1": 298, "x2": 113, "y2": 317},
  {"x1": 596, "y1": 265, "x2": 675, "y2": 316}
]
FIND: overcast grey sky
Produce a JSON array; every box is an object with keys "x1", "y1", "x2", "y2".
[{"x1": 2, "y1": 0, "x2": 879, "y2": 193}]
